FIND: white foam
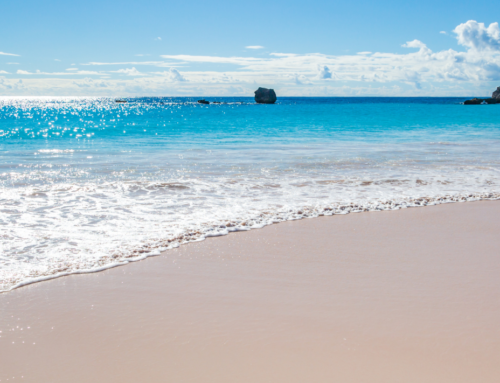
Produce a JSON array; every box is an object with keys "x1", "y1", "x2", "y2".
[{"x1": 1, "y1": 170, "x2": 499, "y2": 292}]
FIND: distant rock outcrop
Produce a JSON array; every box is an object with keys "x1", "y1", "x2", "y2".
[
  {"x1": 464, "y1": 98, "x2": 484, "y2": 105},
  {"x1": 492, "y1": 87, "x2": 500, "y2": 99},
  {"x1": 197, "y1": 99, "x2": 210, "y2": 105},
  {"x1": 464, "y1": 97, "x2": 498, "y2": 105},
  {"x1": 464, "y1": 87, "x2": 500, "y2": 105},
  {"x1": 254, "y1": 87, "x2": 277, "y2": 104}
]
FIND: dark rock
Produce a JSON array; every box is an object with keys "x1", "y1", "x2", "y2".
[
  {"x1": 463, "y1": 98, "x2": 483, "y2": 105},
  {"x1": 254, "y1": 87, "x2": 277, "y2": 104},
  {"x1": 464, "y1": 97, "x2": 499, "y2": 105},
  {"x1": 464, "y1": 87, "x2": 500, "y2": 104},
  {"x1": 115, "y1": 99, "x2": 127, "y2": 103},
  {"x1": 484, "y1": 98, "x2": 499, "y2": 104},
  {"x1": 492, "y1": 87, "x2": 500, "y2": 99},
  {"x1": 197, "y1": 99, "x2": 210, "y2": 104}
]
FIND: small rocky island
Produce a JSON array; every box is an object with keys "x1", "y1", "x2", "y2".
[
  {"x1": 464, "y1": 87, "x2": 500, "y2": 105},
  {"x1": 255, "y1": 87, "x2": 277, "y2": 104}
]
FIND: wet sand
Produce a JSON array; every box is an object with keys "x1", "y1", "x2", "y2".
[{"x1": 1, "y1": 200, "x2": 500, "y2": 382}]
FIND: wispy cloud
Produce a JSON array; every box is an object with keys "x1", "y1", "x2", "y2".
[
  {"x1": 17, "y1": 69, "x2": 101, "y2": 75},
  {"x1": 246, "y1": 46, "x2": 264, "y2": 49},
  {"x1": 0, "y1": 51, "x2": 19, "y2": 56},
  {"x1": 111, "y1": 67, "x2": 145, "y2": 76},
  {"x1": 0, "y1": 70, "x2": 10, "y2": 74},
  {"x1": 81, "y1": 61, "x2": 182, "y2": 67}
]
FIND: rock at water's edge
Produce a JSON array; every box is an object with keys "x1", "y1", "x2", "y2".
[
  {"x1": 492, "y1": 87, "x2": 500, "y2": 99},
  {"x1": 464, "y1": 97, "x2": 498, "y2": 105},
  {"x1": 197, "y1": 99, "x2": 210, "y2": 105},
  {"x1": 254, "y1": 87, "x2": 277, "y2": 104},
  {"x1": 464, "y1": 86, "x2": 500, "y2": 104}
]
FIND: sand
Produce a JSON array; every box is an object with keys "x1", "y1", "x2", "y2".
[{"x1": 1, "y1": 200, "x2": 500, "y2": 382}]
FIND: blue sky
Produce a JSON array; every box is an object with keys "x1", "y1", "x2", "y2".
[{"x1": 1, "y1": 0, "x2": 500, "y2": 96}]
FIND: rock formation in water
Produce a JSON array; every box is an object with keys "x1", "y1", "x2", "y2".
[
  {"x1": 254, "y1": 87, "x2": 277, "y2": 104},
  {"x1": 464, "y1": 87, "x2": 500, "y2": 105}
]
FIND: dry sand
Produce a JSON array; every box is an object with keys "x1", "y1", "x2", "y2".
[{"x1": 1, "y1": 201, "x2": 500, "y2": 382}]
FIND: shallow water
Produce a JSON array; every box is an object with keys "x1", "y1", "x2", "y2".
[{"x1": 1, "y1": 96, "x2": 499, "y2": 291}]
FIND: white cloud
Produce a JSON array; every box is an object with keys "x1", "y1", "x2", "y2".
[
  {"x1": 66, "y1": 68, "x2": 78, "y2": 71},
  {"x1": 82, "y1": 61, "x2": 182, "y2": 67},
  {"x1": 111, "y1": 67, "x2": 145, "y2": 76},
  {"x1": 155, "y1": 37, "x2": 162, "y2": 41},
  {"x1": 168, "y1": 68, "x2": 186, "y2": 82},
  {"x1": 7, "y1": 62, "x2": 20, "y2": 65},
  {"x1": 0, "y1": 51, "x2": 19, "y2": 56},
  {"x1": 54, "y1": 59, "x2": 61, "y2": 62},
  {"x1": 17, "y1": 69, "x2": 101, "y2": 75},
  {"x1": 246, "y1": 46, "x2": 264, "y2": 49},
  {"x1": 316, "y1": 65, "x2": 332, "y2": 80},
  {"x1": 440, "y1": 31, "x2": 447, "y2": 35},
  {"x1": 154, "y1": 68, "x2": 187, "y2": 82},
  {"x1": 3, "y1": 20, "x2": 500, "y2": 96},
  {"x1": 73, "y1": 77, "x2": 109, "y2": 88},
  {"x1": 0, "y1": 70, "x2": 9, "y2": 74},
  {"x1": 454, "y1": 20, "x2": 500, "y2": 51},
  {"x1": 402, "y1": 39, "x2": 427, "y2": 49},
  {"x1": 290, "y1": 74, "x2": 311, "y2": 85}
]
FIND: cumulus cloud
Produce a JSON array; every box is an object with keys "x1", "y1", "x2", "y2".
[
  {"x1": 0, "y1": 70, "x2": 9, "y2": 74},
  {"x1": 316, "y1": 65, "x2": 332, "y2": 79},
  {"x1": 154, "y1": 68, "x2": 187, "y2": 82},
  {"x1": 168, "y1": 68, "x2": 186, "y2": 82},
  {"x1": 289, "y1": 74, "x2": 311, "y2": 85},
  {"x1": 0, "y1": 51, "x2": 19, "y2": 56},
  {"x1": 246, "y1": 46, "x2": 264, "y2": 49},
  {"x1": 402, "y1": 39, "x2": 427, "y2": 49},
  {"x1": 454, "y1": 20, "x2": 500, "y2": 51}
]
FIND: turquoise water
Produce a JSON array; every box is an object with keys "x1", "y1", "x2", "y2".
[{"x1": 1, "y1": 97, "x2": 499, "y2": 290}]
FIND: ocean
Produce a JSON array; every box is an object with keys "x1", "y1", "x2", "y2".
[{"x1": 1, "y1": 96, "x2": 499, "y2": 291}]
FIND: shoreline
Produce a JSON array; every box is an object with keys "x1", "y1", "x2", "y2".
[
  {"x1": 2, "y1": 192, "x2": 500, "y2": 293},
  {"x1": 1, "y1": 200, "x2": 500, "y2": 382}
]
